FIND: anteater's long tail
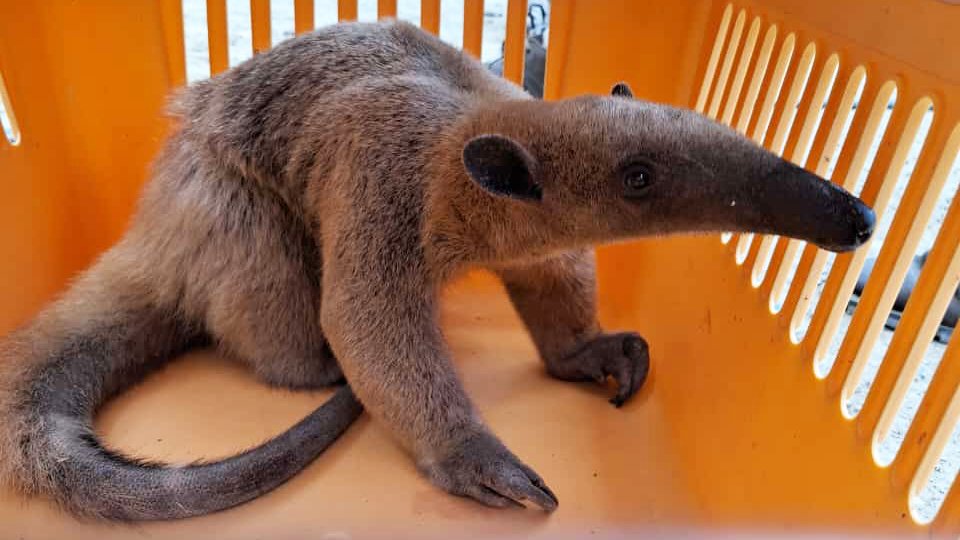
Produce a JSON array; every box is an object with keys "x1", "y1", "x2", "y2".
[{"x1": 0, "y1": 259, "x2": 361, "y2": 522}]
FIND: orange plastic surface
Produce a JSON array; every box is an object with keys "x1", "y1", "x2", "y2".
[
  {"x1": 1, "y1": 0, "x2": 960, "y2": 537},
  {"x1": 0, "y1": 265, "x2": 930, "y2": 538}
]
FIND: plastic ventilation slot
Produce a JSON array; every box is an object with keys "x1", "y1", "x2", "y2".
[
  {"x1": 910, "y1": 353, "x2": 960, "y2": 524},
  {"x1": 695, "y1": 4, "x2": 734, "y2": 115},
  {"x1": 734, "y1": 24, "x2": 777, "y2": 136},
  {"x1": 866, "y1": 128, "x2": 960, "y2": 468},
  {"x1": 842, "y1": 101, "x2": 940, "y2": 420},
  {"x1": 182, "y1": 0, "x2": 212, "y2": 82},
  {"x1": 706, "y1": 8, "x2": 746, "y2": 121},
  {"x1": 769, "y1": 66, "x2": 866, "y2": 314},
  {"x1": 0, "y1": 69, "x2": 19, "y2": 146},
  {"x1": 181, "y1": 1, "x2": 528, "y2": 84},
  {"x1": 815, "y1": 97, "x2": 934, "y2": 388},
  {"x1": 793, "y1": 82, "x2": 898, "y2": 351},
  {"x1": 719, "y1": 15, "x2": 760, "y2": 126},
  {"x1": 317, "y1": 0, "x2": 341, "y2": 27},
  {"x1": 225, "y1": 0, "x2": 254, "y2": 65}
]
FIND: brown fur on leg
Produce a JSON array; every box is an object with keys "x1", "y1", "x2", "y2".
[
  {"x1": 497, "y1": 250, "x2": 649, "y2": 405},
  {"x1": 496, "y1": 249, "x2": 602, "y2": 361}
]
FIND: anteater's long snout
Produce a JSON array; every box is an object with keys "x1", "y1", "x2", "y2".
[
  {"x1": 851, "y1": 199, "x2": 876, "y2": 248},
  {"x1": 771, "y1": 160, "x2": 875, "y2": 253},
  {"x1": 589, "y1": 100, "x2": 876, "y2": 253},
  {"x1": 707, "y1": 156, "x2": 875, "y2": 253}
]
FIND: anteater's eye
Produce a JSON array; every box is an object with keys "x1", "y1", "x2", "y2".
[{"x1": 622, "y1": 164, "x2": 654, "y2": 197}]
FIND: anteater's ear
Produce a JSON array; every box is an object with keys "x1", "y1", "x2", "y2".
[
  {"x1": 611, "y1": 82, "x2": 634, "y2": 98},
  {"x1": 462, "y1": 135, "x2": 542, "y2": 201}
]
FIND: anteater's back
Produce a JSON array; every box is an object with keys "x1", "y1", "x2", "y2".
[{"x1": 172, "y1": 20, "x2": 524, "y2": 183}]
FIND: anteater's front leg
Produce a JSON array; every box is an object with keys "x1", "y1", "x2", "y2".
[
  {"x1": 496, "y1": 249, "x2": 650, "y2": 406},
  {"x1": 320, "y1": 253, "x2": 557, "y2": 511}
]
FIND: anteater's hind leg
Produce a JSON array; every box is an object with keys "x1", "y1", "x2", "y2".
[
  {"x1": 194, "y1": 176, "x2": 342, "y2": 390},
  {"x1": 210, "y1": 270, "x2": 343, "y2": 390}
]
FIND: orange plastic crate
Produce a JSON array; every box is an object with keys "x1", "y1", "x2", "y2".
[{"x1": 1, "y1": 1, "x2": 960, "y2": 537}]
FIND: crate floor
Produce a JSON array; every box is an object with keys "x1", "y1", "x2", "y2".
[{"x1": 0, "y1": 238, "x2": 927, "y2": 538}]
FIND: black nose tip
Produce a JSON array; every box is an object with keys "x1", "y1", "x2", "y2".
[{"x1": 855, "y1": 201, "x2": 876, "y2": 244}]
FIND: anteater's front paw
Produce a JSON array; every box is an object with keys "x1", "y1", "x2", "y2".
[
  {"x1": 421, "y1": 430, "x2": 558, "y2": 512},
  {"x1": 548, "y1": 332, "x2": 650, "y2": 407}
]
